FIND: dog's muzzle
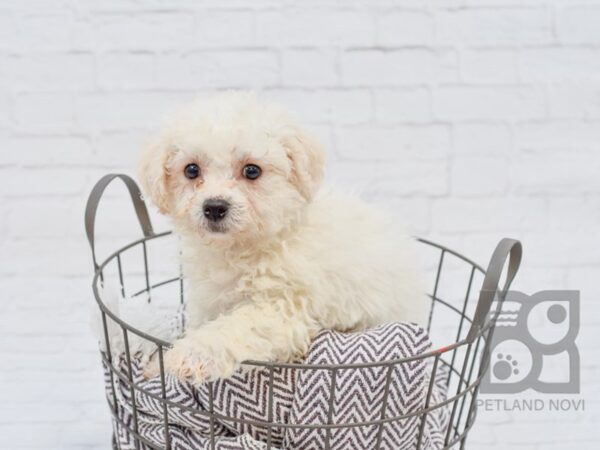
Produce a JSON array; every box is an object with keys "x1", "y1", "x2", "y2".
[{"x1": 203, "y1": 198, "x2": 230, "y2": 223}]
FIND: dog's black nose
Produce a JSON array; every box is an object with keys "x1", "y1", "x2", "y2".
[{"x1": 203, "y1": 199, "x2": 230, "y2": 222}]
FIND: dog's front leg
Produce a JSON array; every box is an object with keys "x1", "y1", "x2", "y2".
[{"x1": 160, "y1": 299, "x2": 317, "y2": 384}]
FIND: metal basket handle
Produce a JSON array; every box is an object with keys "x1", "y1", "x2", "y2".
[
  {"x1": 85, "y1": 173, "x2": 155, "y2": 270},
  {"x1": 466, "y1": 238, "x2": 522, "y2": 342}
]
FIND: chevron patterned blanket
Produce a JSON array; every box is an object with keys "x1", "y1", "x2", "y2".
[{"x1": 105, "y1": 322, "x2": 449, "y2": 450}]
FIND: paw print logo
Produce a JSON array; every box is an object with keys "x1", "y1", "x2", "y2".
[
  {"x1": 481, "y1": 290, "x2": 580, "y2": 394},
  {"x1": 486, "y1": 339, "x2": 531, "y2": 386},
  {"x1": 493, "y1": 353, "x2": 519, "y2": 381}
]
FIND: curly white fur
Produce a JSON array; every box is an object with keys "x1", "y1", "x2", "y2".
[{"x1": 139, "y1": 91, "x2": 428, "y2": 383}]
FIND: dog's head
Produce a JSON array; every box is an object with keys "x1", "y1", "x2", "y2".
[{"x1": 138, "y1": 91, "x2": 326, "y2": 241}]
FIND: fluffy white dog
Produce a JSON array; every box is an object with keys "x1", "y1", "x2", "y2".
[{"x1": 139, "y1": 91, "x2": 427, "y2": 384}]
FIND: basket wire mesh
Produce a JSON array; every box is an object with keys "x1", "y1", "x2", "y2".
[{"x1": 86, "y1": 174, "x2": 522, "y2": 450}]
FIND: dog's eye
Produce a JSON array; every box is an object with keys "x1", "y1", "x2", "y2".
[
  {"x1": 184, "y1": 164, "x2": 200, "y2": 180},
  {"x1": 242, "y1": 164, "x2": 262, "y2": 180}
]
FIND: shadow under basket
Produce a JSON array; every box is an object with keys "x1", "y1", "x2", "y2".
[{"x1": 85, "y1": 174, "x2": 522, "y2": 450}]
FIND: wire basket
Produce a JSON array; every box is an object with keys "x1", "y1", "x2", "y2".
[{"x1": 86, "y1": 174, "x2": 522, "y2": 450}]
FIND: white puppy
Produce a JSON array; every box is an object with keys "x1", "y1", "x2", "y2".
[{"x1": 139, "y1": 91, "x2": 427, "y2": 383}]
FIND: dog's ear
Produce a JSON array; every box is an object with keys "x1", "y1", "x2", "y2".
[
  {"x1": 284, "y1": 127, "x2": 326, "y2": 202},
  {"x1": 138, "y1": 138, "x2": 174, "y2": 214}
]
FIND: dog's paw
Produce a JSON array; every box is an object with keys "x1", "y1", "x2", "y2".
[
  {"x1": 142, "y1": 355, "x2": 160, "y2": 380},
  {"x1": 160, "y1": 337, "x2": 209, "y2": 384}
]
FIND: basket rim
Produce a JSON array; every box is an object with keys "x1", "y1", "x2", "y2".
[{"x1": 92, "y1": 233, "x2": 491, "y2": 368}]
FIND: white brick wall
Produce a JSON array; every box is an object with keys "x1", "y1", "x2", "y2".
[{"x1": 1, "y1": 0, "x2": 599, "y2": 448}]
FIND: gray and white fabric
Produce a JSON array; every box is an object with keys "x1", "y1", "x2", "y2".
[{"x1": 104, "y1": 322, "x2": 449, "y2": 450}]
